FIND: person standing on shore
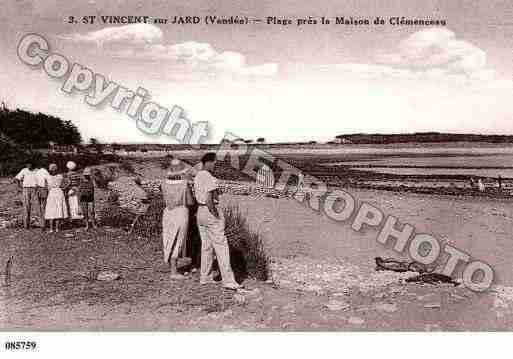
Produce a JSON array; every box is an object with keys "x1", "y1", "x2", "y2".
[
  {"x1": 65, "y1": 161, "x2": 82, "y2": 220},
  {"x1": 478, "y1": 178, "x2": 486, "y2": 192},
  {"x1": 35, "y1": 162, "x2": 50, "y2": 231},
  {"x1": 14, "y1": 160, "x2": 38, "y2": 229},
  {"x1": 194, "y1": 152, "x2": 242, "y2": 290},
  {"x1": 79, "y1": 167, "x2": 98, "y2": 231},
  {"x1": 45, "y1": 163, "x2": 68, "y2": 233},
  {"x1": 161, "y1": 159, "x2": 195, "y2": 279}
]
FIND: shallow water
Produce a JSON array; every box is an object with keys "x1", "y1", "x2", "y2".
[{"x1": 354, "y1": 167, "x2": 513, "y2": 178}]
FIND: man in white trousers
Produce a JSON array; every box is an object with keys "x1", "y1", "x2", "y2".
[{"x1": 193, "y1": 152, "x2": 242, "y2": 290}]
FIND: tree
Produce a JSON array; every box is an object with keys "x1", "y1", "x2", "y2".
[
  {"x1": 111, "y1": 142, "x2": 121, "y2": 153},
  {"x1": 0, "y1": 105, "x2": 82, "y2": 148},
  {"x1": 89, "y1": 137, "x2": 103, "y2": 154},
  {"x1": 257, "y1": 137, "x2": 266, "y2": 143}
]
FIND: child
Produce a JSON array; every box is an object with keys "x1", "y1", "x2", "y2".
[
  {"x1": 79, "y1": 167, "x2": 98, "y2": 230},
  {"x1": 65, "y1": 161, "x2": 83, "y2": 220}
]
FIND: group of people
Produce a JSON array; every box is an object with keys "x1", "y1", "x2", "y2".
[
  {"x1": 14, "y1": 153, "x2": 242, "y2": 290},
  {"x1": 161, "y1": 152, "x2": 243, "y2": 291},
  {"x1": 14, "y1": 160, "x2": 98, "y2": 232}
]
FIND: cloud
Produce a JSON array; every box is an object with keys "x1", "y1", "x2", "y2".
[
  {"x1": 379, "y1": 28, "x2": 490, "y2": 77},
  {"x1": 57, "y1": 24, "x2": 278, "y2": 78},
  {"x1": 58, "y1": 23, "x2": 163, "y2": 47}
]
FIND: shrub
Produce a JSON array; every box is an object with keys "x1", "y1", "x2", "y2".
[
  {"x1": 119, "y1": 161, "x2": 135, "y2": 174},
  {"x1": 223, "y1": 205, "x2": 270, "y2": 281}
]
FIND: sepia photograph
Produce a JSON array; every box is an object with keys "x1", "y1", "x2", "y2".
[{"x1": 1, "y1": 0, "x2": 513, "y2": 356}]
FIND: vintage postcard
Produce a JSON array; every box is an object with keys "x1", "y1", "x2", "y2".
[{"x1": 1, "y1": 0, "x2": 513, "y2": 355}]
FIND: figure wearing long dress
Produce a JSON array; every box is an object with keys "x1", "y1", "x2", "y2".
[{"x1": 161, "y1": 159, "x2": 195, "y2": 279}]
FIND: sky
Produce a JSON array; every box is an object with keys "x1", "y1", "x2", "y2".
[{"x1": 2, "y1": 0, "x2": 513, "y2": 143}]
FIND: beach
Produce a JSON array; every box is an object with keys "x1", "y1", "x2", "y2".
[{"x1": 2, "y1": 154, "x2": 513, "y2": 330}]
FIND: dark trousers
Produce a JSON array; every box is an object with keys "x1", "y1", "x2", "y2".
[
  {"x1": 37, "y1": 187, "x2": 48, "y2": 229},
  {"x1": 22, "y1": 187, "x2": 37, "y2": 228}
]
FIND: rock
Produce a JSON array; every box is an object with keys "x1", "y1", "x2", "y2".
[
  {"x1": 417, "y1": 293, "x2": 437, "y2": 301},
  {"x1": 332, "y1": 292, "x2": 348, "y2": 297},
  {"x1": 221, "y1": 324, "x2": 237, "y2": 331},
  {"x1": 221, "y1": 309, "x2": 233, "y2": 317},
  {"x1": 303, "y1": 284, "x2": 324, "y2": 295},
  {"x1": 494, "y1": 297, "x2": 509, "y2": 309},
  {"x1": 283, "y1": 303, "x2": 296, "y2": 313},
  {"x1": 244, "y1": 288, "x2": 261, "y2": 297},
  {"x1": 424, "y1": 324, "x2": 442, "y2": 331},
  {"x1": 233, "y1": 293, "x2": 246, "y2": 305},
  {"x1": 348, "y1": 316, "x2": 365, "y2": 325},
  {"x1": 423, "y1": 302, "x2": 441, "y2": 309},
  {"x1": 325, "y1": 300, "x2": 350, "y2": 311},
  {"x1": 96, "y1": 271, "x2": 120, "y2": 281},
  {"x1": 450, "y1": 294, "x2": 466, "y2": 301},
  {"x1": 374, "y1": 303, "x2": 397, "y2": 313}
]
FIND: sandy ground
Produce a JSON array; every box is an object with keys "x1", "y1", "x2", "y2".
[
  {"x1": 2, "y1": 178, "x2": 513, "y2": 330},
  {"x1": 226, "y1": 189, "x2": 513, "y2": 285}
]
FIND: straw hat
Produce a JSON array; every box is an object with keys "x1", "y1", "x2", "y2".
[
  {"x1": 66, "y1": 161, "x2": 76, "y2": 170},
  {"x1": 167, "y1": 159, "x2": 189, "y2": 177},
  {"x1": 83, "y1": 167, "x2": 92, "y2": 176}
]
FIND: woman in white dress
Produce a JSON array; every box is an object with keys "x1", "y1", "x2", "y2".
[{"x1": 45, "y1": 163, "x2": 68, "y2": 233}]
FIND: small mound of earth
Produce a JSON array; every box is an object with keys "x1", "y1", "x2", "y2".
[{"x1": 108, "y1": 176, "x2": 149, "y2": 214}]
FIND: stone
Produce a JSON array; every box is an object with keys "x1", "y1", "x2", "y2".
[
  {"x1": 423, "y1": 302, "x2": 441, "y2": 309},
  {"x1": 347, "y1": 316, "x2": 365, "y2": 325},
  {"x1": 450, "y1": 294, "x2": 466, "y2": 301},
  {"x1": 424, "y1": 324, "x2": 442, "y2": 331},
  {"x1": 325, "y1": 300, "x2": 350, "y2": 311},
  {"x1": 304, "y1": 284, "x2": 324, "y2": 295},
  {"x1": 374, "y1": 302, "x2": 397, "y2": 313},
  {"x1": 332, "y1": 292, "x2": 348, "y2": 297},
  {"x1": 494, "y1": 297, "x2": 508, "y2": 309},
  {"x1": 233, "y1": 293, "x2": 246, "y2": 305},
  {"x1": 245, "y1": 288, "x2": 261, "y2": 297},
  {"x1": 221, "y1": 309, "x2": 233, "y2": 317},
  {"x1": 96, "y1": 271, "x2": 120, "y2": 281},
  {"x1": 283, "y1": 303, "x2": 296, "y2": 313}
]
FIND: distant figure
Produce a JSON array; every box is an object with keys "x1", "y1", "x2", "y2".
[
  {"x1": 295, "y1": 172, "x2": 308, "y2": 200},
  {"x1": 65, "y1": 161, "x2": 82, "y2": 220},
  {"x1": 469, "y1": 176, "x2": 476, "y2": 190},
  {"x1": 14, "y1": 160, "x2": 38, "y2": 229},
  {"x1": 79, "y1": 167, "x2": 98, "y2": 230},
  {"x1": 35, "y1": 162, "x2": 50, "y2": 231},
  {"x1": 256, "y1": 163, "x2": 275, "y2": 188},
  {"x1": 45, "y1": 163, "x2": 68, "y2": 233},
  {"x1": 498, "y1": 175, "x2": 503, "y2": 190},
  {"x1": 478, "y1": 178, "x2": 485, "y2": 192}
]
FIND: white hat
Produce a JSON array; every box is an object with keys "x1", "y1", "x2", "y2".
[{"x1": 66, "y1": 161, "x2": 76, "y2": 170}]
